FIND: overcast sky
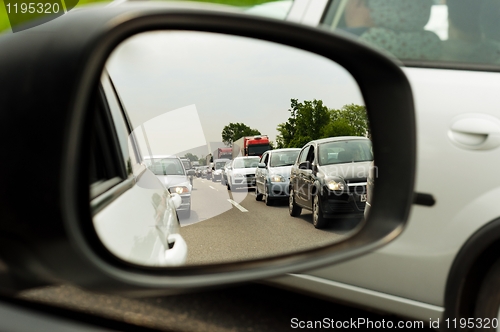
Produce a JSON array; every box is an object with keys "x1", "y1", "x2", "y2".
[{"x1": 106, "y1": 31, "x2": 364, "y2": 158}]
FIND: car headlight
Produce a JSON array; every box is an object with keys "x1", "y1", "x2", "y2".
[
  {"x1": 326, "y1": 178, "x2": 345, "y2": 191},
  {"x1": 270, "y1": 174, "x2": 285, "y2": 182},
  {"x1": 234, "y1": 173, "x2": 243, "y2": 178},
  {"x1": 170, "y1": 186, "x2": 190, "y2": 194}
]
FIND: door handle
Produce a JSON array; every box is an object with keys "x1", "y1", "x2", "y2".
[{"x1": 448, "y1": 114, "x2": 500, "y2": 150}]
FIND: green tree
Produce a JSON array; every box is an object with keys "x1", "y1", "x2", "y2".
[
  {"x1": 329, "y1": 104, "x2": 369, "y2": 137},
  {"x1": 322, "y1": 117, "x2": 358, "y2": 137},
  {"x1": 276, "y1": 99, "x2": 330, "y2": 148},
  {"x1": 221, "y1": 122, "x2": 261, "y2": 146},
  {"x1": 199, "y1": 156, "x2": 206, "y2": 166},
  {"x1": 184, "y1": 153, "x2": 198, "y2": 162}
]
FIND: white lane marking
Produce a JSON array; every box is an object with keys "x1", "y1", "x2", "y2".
[
  {"x1": 209, "y1": 185, "x2": 218, "y2": 191},
  {"x1": 227, "y1": 199, "x2": 248, "y2": 212}
]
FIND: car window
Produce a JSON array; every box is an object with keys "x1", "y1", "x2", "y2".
[
  {"x1": 233, "y1": 158, "x2": 260, "y2": 168},
  {"x1": 90, "y1": 76, "x2": 137, "y2": 198},
  {"x1": 261, "y1": 153, "x2": 269, "y2": 165},
  {"x1": 306, "y1": 145, "x2": 315, "y2": 163},
  {"x1": 318, "y1": 140, "x2": 373, "y2": 165},
  {"x1": 297, "y1": 146, "x2": 310, "y2": 164},
  {"x1": 149, "y1": 158, "x2": 185, "y2": 175},
  {"x1": 181, "y1": 160, "x2": 192, "y2": 170},
  {"x1": 101, "y1": 73, "x2": 132, "y2": 173},
  {"x1": 323, "y1": 0, "x2": 500, "y2": 69},
  {"x1": 270, "y1": 150, "x2": 300, "y2": 167},
  {"x1": 215, "y1": 161, "x2": 226, "y2": 169}
]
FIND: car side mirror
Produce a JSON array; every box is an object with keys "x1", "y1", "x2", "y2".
[
  {"x1": 299, "y1": 161, "x2": 312, "y2": 170},
  {"x1": 187, "y1": 170, "x2": 195, "y2": 176},
  {"x1": 170, "y1": 193, "x2": 182, "y2": 209},
  {"x1": 0, "y1": 4, "x2": 415, "y2": 294},
  {"x1": 258, "y1": 163, "x2": 266, "y2": 168}
]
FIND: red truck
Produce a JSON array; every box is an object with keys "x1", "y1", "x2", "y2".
[
  {"x1": 232, "y1": 135, "x2": 271, "y2": 158},
  {"x1": 217, "y1": 147, "x2": 233, "y2": 159}
]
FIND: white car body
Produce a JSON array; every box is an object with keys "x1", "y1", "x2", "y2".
[
  {"x1": 226, "y1": 156, "x2": 260, "y2": 190},
  {"x1": 93, "y1": 76, "x2": 188, "y2": 267},
  {"x1": 261, "y1": 0, "x2": 500, "y2": 321}
]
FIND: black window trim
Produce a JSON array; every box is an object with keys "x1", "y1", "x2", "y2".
[{"x1": 89, "y1": 84, "x2": 129, "y2": 202}]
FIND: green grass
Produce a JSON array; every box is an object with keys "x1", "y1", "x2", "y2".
[{"x1": 0, "y1": 0, "x2": 280, "y2": 33}]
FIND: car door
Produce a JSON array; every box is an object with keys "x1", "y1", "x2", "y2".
[
  {"x1": 303, "y1": 144, "x2": 317, "y2": 209},
  {"x1": 273, "y1": 0, "x2": 500, "y2": 321},
  {"x1": 295, "y1": 145, "x2": 313, "y2": 206},
  {"x1": 91, "y1": 73, "x2": 185, "y2": 267},
  {"x1": 256, "y1": 152, "x2": 269, "y2": 193}
]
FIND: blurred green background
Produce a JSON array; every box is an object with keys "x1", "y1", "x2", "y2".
[{"x1": 0, "y1": 0, "x2": 280, "y2": 33}]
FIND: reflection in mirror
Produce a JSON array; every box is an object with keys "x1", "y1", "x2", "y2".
[{"x1": 92, "y1": 31, "x2": 373, "y2": 267}]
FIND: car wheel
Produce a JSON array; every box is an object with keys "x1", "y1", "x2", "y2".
[
  {"x1": 313, "y1": 194, "x2": 327, "y2": 229},
  {"x1": 474, "y1": 259, "x2": 500, "y2": 331},
  {"x1": 264, "y1": 183, "x2": 273, "y2": 206},
  {"x1": 289, "y1": 187, "x2": 301, "y2": 217},
  {"x1": 255, "y1": 185, "x2": 263, "y2": 201}
]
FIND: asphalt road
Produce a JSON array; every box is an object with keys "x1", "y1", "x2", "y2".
[{"x1": 179, "y1": 177, "x2": 363, "y2": 265}]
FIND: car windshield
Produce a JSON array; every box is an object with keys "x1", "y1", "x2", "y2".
[
  {"x1": 323, "y1": 0, "x2": 500, "y2": 69},
  {"x1": 233, "y1": 158, "x2": 260, "y2": 169},
  {"x1": 318, "y1": 140, "x2": 373, "y2": 165},
  {"x1": 247, "y1": 144, "x2": 270, "y2": 156},
  {"x1": 270, "y1": 150, "x2": 300, "y2": 167},
  {"x1": 149, "y1": 158, "x2": 185, "y2": 176},
  {"x1": 215, "y1": 162, "x2": 227, "y2": 169}
]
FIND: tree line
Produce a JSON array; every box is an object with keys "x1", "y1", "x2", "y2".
[
  {"x1": 276, "y1": 99, "x2": 369, "y2": 149},
  {"x1": 183, "y1": 99, "x2": 369, "y2": 163}
]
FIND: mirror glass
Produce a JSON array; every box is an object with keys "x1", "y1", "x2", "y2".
[{"x1": 92, "y1": 31, "x2": 373, "y2": 267}]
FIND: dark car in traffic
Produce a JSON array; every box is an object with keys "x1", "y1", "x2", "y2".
[{"x1": 289, "y1": 137, "x2": 373, "y2": 228}]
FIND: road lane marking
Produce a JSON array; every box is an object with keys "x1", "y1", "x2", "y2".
[
  {"x1": 209, "y1": 185, "x2": 218, "y2": 191},
  {"x1": 227, "y1": 199, "x2": 248, "y2": 212}
]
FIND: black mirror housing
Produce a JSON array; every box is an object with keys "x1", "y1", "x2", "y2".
[{"x1": 0, "y1": 3, "x2": 415, "y2": 293}]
